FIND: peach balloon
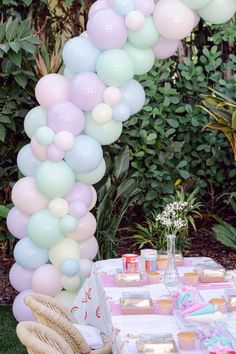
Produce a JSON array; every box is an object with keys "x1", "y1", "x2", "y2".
[
  {"x1": 68, "y1": 212, "x2": 97, "y2": 242},
  {"x1": 11, "y1": 177, "x2": 49, "y2": 215},
  {"x1": 31, "y1": 136, "x2": 47, "y2": 160},
  {"x1": 35, "y1": 74, "x2": 70, "y2": 108},
  {"x1": 153, "y1": 0, "x2": 195, "y2": 40},
  {"x1": 79, "y1": 236, "x2": 99, "y2": 261},
  {"x1": 153, "y1": 37, "x2": 180, "y2": 59},
  {"x1": 31, "y1": 264, "x2": 62, "y2": 297}
]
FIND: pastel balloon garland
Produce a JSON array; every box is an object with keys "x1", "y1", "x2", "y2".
[{"x1": 8, "y1": 0, "x2": 236, "y2": 322}]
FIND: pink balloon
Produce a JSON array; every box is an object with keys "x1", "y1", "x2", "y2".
[
  {"x1": 66, "y1": 182, "x2": 93, "y2": 208},
  {"x1": 31, "y1": 136, "x2": 47, "y2": 160},
  {"x1": 12, "y1": 177, "x2": 49, "y2": 215},
  {"x1": 193, "y1": 10, "x2": 200, "y2": 27},
  {"x1": 68, "y1": 212, "x2": 97, "y2": 242},
  {"x1": 69, "y1": 200, "x2": 88, "y2": 219},
  {"x1": 12, "y1": 289, "x2": 36, "y2": 322},
  {"x1": 70, "y1": 72, "x2": 105, "y2": 112},
  {"x1": 103, "y1": 86, "x2": 122, "y2": 106},
  {"x1": 47, "y1": 144, "x2": 65, "y2": 162},
  {"x1": 31, "y1": 264, "x2": 62, "y2": 297},
  {"x1": 35, "y1": 74, "x2": 70, "y2": 108},
  {"x1": 47, "y1": 101, "x2": 85, "y2": 135},
  {"x1": 54, "y1": 131, "x2": 75, "y2": 152},
  {"x1": 134, "y1": 0, "x2": 155, "y2": 16},
  {"x1": 153, "y1": 0, "x2": 195, "y2": 40},
  {"x1": 125, "y1": 11, "x2": 145, "y2": 31},
  {"x1": 7, "y1": 207, "x2": 29, "y2": 239},
  {"x1": 88, "y1": 0, "x2": 110, "y2": 18},
  {"x1": 87, "y1": 9, "x2": 128, "y2": 50},
  {"x1": 153, "y1": 36, "x2": 180, "y2": 59},
  {"x1": 9, "y1": 263, "x2": 34, "y2": 292},
  {"x1": 79, "y1": 236, "x2": 98, "y2": 261}
]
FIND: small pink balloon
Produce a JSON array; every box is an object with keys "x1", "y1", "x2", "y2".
[
  {"x1": 35, "y1": 74, "x2": 70, "y2": 108},
  {"x1": 69, "y1": 199, "x2": 88, "y2": 219},
  {"x1": 7, "y1": 207, "x2": 29, "y2": 239},
  {"x1": 103, "y1": 86, "x2": 122, "y2": 106},
  {"x1": 68, "y1": 212, "x2": 97, "y2": 242},
  {"x1": 31, "y1": 264, "x2": 62, "y2": 297},
  {"x1": 134, "y1": 0, "x2": 155, "y2": 16},
  {"x1": 79, "y1": 236, "x2": 98, "y2": 261},
  {"x1": 125, "y1": 10, "x2": 145, "y2": 31},
  {"x1": 9, "y1": 263, "x2": 34, "y2": 292},
  {"x1": 54, "y1": 131, "x2": 75, "y2": 152},
  {"x1": 88, "y1": 0, "x2": 110, "y2": 18},
  {"x1": 47, "y1": 144, "x2": 65, "y2": 162},
  {"x1": 70, "y1": 72, "x2": 105, "y2": 112},
  {"x1": 31, "y1": 136, "x2": 47, "y2": 160},
  {"x1": 153, "y1": 36, "x2": 180, "y2": 59},
  {"x1": 153, "y1": 0, "x2": 195, "y2": 40},
  {"x1": 87, "y1": 8, "x2": 128, "y2": 50},
  {"x1": 66, "y1": 182, "x2": 93, "y2": 208},
  {"x1": 47, "y1": 101, "x2": 85, "y2": 135},
  {"x1": 12, "y1": 289, "x2": 36, "y2": 322},
  {"x1": 12, "y1": 177, "x2": 49, "y2": 215}
]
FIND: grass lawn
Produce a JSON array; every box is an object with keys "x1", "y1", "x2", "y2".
[{"x1": 0, "y1": 305, "x2": 26, "y2": 354}]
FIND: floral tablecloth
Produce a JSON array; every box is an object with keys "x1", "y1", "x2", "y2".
[{"x1": 71, "y1": 257, "x2": 236, "y2": 354}]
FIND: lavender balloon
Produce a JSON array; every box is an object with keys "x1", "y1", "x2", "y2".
[
  {"x1": 134, "y1": 0, "x2": 155, "y2": 16},
  {"x1": 153, "y1": 37, "x2": 180, "y2": 59},
  {"x1": 87, "y1": 8, "x2": 128, "y2": 50},
  {"x1": 66, "y1": 182, "x2": 93, "y2": 208},
  {"x1": 7, "y1": 207, "x2": 29, "y2": 239},
  {"x1": 47, "y1": 101, "x2": 85, "y2": 135},
  {"x1": 9, "y1": 263, "x2": 34, "y2": 292},
  {"x1": 69, "y1": 200, "x2": 88, "y2": 219},
  {"x1": 13, "y1": 289, "x2": 36, "y2": 322},
  {"x1": 70, "y1": 72, "x2": 105, "y2": 111}
]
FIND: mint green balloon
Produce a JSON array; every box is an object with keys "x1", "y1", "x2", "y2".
[
  {"x1": 128, "y1": 16, "x2": 159, "y2": 49},
  {"x1": 24, "y1": 106, "x2": 47, "y2": 139},
  {"x1": 96, "y1": 49, "x2": 134, "y2": 87},
  {"x1": 180, "y1": 0, "x2": 211, "y2": 9},
  {"x1": 60, "y1": 215, "x2": 77, "y2": 234},
  {"x1": 27, "y1": 209, "x2": 64, "y2": 248},
  {"x1": 75, "y1": 158, "x2": 106, "y2": 185},
  {"x1": 35, "y1": 126, "x2": 55, "y2": 145},
  {"x1": 85, "y1": 112, "x2": 122, "y2": 145},
  {"x1": 36, "y1": 161, "x2": 75, "y2": 198},
  {"x1": 198, "y1": 0, "x2": 236, "y2": 24},
  {"x1": 123, "y1": 42, "x2": 155, "y2": 75}
]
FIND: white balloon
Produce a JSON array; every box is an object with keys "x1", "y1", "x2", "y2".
[
  {"x1": 88, "y1": 186, "x2": 97, "y2": 211},
  {"x1": 103, "y1": 87, "x2": 122, "y2": 106},
  {"x1": 92, "y1": 103, "x2": 113, "y2": 125}
]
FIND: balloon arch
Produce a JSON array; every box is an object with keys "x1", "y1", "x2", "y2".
[{"x1": 7, "y1": 0, "x2": 236, "y2": 322}]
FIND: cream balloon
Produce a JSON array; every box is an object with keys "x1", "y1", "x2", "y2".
[
  {"x1": 92, "y1": 103, "x2": 113, "y2": 125},
  {"x1": 88, "y1": 186, "x2": 97, "y2": 211},
  {"x1": 68, "y1": 212, "x2": 97, "y2": 242},
  {"x1": 103, "y1": 87, "x2": 122, "y2": 106},
  {"x1": 55, "y1": 290, "x2": 77, "y2": 308},
  {"x1": 79, "y1": 236, "x2": 99, "y2": 261},
  {"x1": 62, "y1": 275, "x2": 81, "y2": 291},
  {"x1": 49, "y1": 238, "x2": 80, "y2": 268},
  {"x1": 48, "y1": 198, "x2": 69, "y2": 218},
  {"x1": 153, "y1": 0, "x2": 195, "y2": 40}
]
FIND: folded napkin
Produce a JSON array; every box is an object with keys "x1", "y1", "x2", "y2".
[{"x1": 73, "y1": 324, "x2": 104, "y2": 350}]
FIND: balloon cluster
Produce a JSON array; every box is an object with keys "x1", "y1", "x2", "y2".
[{"x1": 8, "y1": 0, "x2": 236, "y2": 322}]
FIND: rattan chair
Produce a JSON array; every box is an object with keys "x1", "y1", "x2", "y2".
[
  {"x1": 24, "y1": 294, "x2": 112, "y2": 354},
  {"x1": 16, "y1": 321, "x2": 74, "y2": 354}
]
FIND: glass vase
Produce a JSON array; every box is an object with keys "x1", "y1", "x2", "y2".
[{"x1": 163, "y1": 234, "x2": 180, "y2": 291}]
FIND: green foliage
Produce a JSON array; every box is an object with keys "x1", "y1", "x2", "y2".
[
  {"x1": 199, "y1": 88, "x2": 236, "y2": 160},
  {"x1": 96, "y1": 146, "x2": 141, "y2": 259},
  {"x1": 212, "y1": 216, "x2": 236, "y2": 251},
  {"x1": 127, "y1": 188, "x2": 200, "y2": 253},
  {"x1": 112, "y1": 39, "x2": 236, "y2": 212}
]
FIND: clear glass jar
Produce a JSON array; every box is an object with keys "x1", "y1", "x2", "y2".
[{"x1": 163, "y1": 234, "x2": 180, "y2": 291}]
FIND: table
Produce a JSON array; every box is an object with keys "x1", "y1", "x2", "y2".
[{"x1": 71, "y1": 257, "x2": 236, "y2": 354}]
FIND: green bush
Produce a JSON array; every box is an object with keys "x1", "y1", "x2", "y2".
[{"x1": 109, "y1": 42, "x2": 236, "y2": 212}]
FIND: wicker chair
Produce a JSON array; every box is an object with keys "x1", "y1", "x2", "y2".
[
  {"x1": 24, "y1": 294, "x2": 112, "y2": 354},
  {"x1": 16, "y1": 321, "x2": 74, "y2": 354}
]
